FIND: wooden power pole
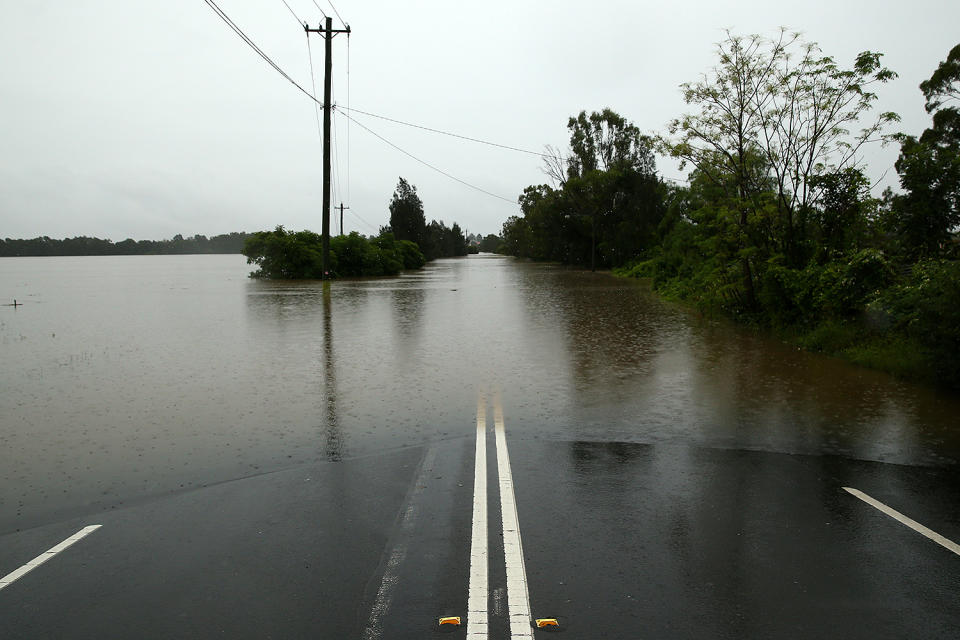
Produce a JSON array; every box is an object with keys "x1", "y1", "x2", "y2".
[
  {"x1": 305, "y1": 17, "x2": 350, "y2": 278},
  {"x1": 338, "y1": 203, "x2": 350, "y2": 235}
]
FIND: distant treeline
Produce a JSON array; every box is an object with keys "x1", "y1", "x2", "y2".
[{"x1": 0, "y1": 232, "x2": 250, "y2": 257}]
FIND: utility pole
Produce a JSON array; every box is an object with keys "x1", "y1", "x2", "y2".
[
  {"x1": 305, "y1": 17, "x2": 350, "y2": 278},
  {"x1": 591, "y1": 211, "x2": 596, "y2": 272},
  {"x1": 338, "y1": 202, "x2": 350, "y2": 235}
]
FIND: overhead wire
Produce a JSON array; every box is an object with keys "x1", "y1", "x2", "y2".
[
  {"x1": 203, "y1": 0, "x2": 324, "y2": 108},
  {"x1": 349, "y1": 209, "x2": 380, "y2": 234},
  {"x1": 278, "y1": 0, "x2": 303, "y2": 26},
  {"x1": 305, "y1": 35, "x2": 323, "y2": 137},
  {"x1": 326, "y1": 0, "x2": 348, "y2": 29},
  {"x1": 204, "y1": 0, "x2": 521, "y2": 209},
  {"x1": 309, "y1": 0, "x2": 328, "y2": 20},
  {"x1": 339, "y1": 110, "x2": 517, "y2": 204},
  {"x1": 332, "y1": 112, "x2": 344, "y2": 218},
  {"x1": 338, "y1": 106, "x2": 561, "y2": 159}
]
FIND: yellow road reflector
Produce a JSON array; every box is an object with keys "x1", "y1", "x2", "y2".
[
  {"x1": 536, "y1": 618, "x2": 560, "y2": 628},
  {"x1": 438, "y1": 617, "x2": 461, "y2": 626}
]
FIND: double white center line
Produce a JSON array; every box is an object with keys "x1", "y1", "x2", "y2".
[{"x1": 467, "y1": 391, "x2": 534, "y2": 639}]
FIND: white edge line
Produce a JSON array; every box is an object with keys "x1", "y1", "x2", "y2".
[
  {"x1": 466, "y1": 394, "x2": 488, "y2": 639},
  {"x1": 494, "y1": 394, "x2": 534, "y2": 639},
  {"x1": 843, "y1": 487, "x2": 960, "y2": 556},
  {"x1": 363, "y1": 447, "x2": 438, "y2": 640},
  {"x1": 0, "y1": 525, "x2": 102, "y2": 591}
]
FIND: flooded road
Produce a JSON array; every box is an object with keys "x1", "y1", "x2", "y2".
[{"x1": 2, "y1": 254, "x2": 959, "y2": 638}]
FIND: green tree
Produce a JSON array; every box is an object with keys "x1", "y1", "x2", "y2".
[
  {"x1": 500, "y1": 215, "x2": 533, "y2": 258},
  {"x1": 242, "y1": 226, "x2": 325, "y2": 279},
  {"x1": 478, "y1": 234, "x2": 501, "y2": 253},
  {"x1": 566, "y1": 108, "x2": 655, "y2": 177},
  {"x1": 662, "y1": 29, "x2": 899, "y2": 305},
  {"x1": 888, "y1": 43, "x2": 960, "y2": 258},
  {"x1": 504, "y1": 110, "x2": 663, "y2": 269},
  {"x1": 806, "y1": 168, "x2": 877, "y2": 260},
  {"x1": 388, "y1": 178, "x2": 426, "y2": 246}
]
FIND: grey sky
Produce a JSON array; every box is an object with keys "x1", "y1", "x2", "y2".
[{"x1": 1, "y1": 0, "x2": 957, "y2": 242}]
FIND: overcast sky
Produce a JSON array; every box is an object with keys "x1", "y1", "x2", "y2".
[{"x1": 1, "y1": 0, "x2": 958, "y2": 242}]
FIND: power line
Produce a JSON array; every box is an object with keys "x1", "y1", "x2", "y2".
[
  {"x1": 205, "y1": 0, "x2": 556, "y2": 170},
  {"x1": 278, "y1": 0, "x2": 303, "y2": 26},
  {"x1": 326, "y1": 0, "x2": 348, "y2": 29},
  {"x1": 305, "y1": 34, "x2": 323, "y2": 136},
  {"x1": 309, "y1": 0, "x2": 328, "y2": 19},
  {"x1": 339, "y1": 106, "x2": 560, "y2": 159},
  {"x1": 339, "y1": 110, "x2": 517, "y2": 204},
  {"x1": 349, "y1": 209, "x2": 380, "y2": 234},
  {"x1": 332, "y1": 109, "x2": 344, "y2": 216},
  {"x1": 203, "y1": 0, "x2": 325, "y2": 109}
]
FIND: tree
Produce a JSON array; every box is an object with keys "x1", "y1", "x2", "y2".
[
  {"x1": 388, "y1": 178, "x2": 426, "y2": 245},
  {"x1": 243, "y1": 227, "x2": 418, "y2": 279},
  {"x1": 508, "y1": 110, "x2": 665, "y2": 269},
  {"x1": 888, "y1": 43, "x2": 960, "y2": 257},
  {"x1": 566, "y1": 108, "x2": 655, "y2": 178},
  {"x1": 806, "y1": 168, "x2": 876, "y2": 259},
  {"x1": 478, "y1": 234, "x2": 501, "y2": 253},
  {"x1": 920, "y1": 43, "x2": 960, "y2": 113},
  {"x1": 500, "y1": 215, "x2": 533, "y2": 258},
  {"x1": 242, "y1": 226, "x2": 324, "y2": 279},
  {"x1": 662, "y1": 29, "x2": 899, "y2": 305}
]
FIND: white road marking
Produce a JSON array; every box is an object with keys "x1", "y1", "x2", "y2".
[
  {"x1": 494, "y1": 392, "x2": 533, "y2": 639},
  {"x1": 0, "y1": 525, "x2": 102, "y2": 592},
  {"x1": 843, "y1": 487, "x2": 960, "y2": 557},
  {"x1": 467, "y1": 392, "x2": 489, "y2": 640},
  {"x1": 363, "y1": 446, "x2": 438, "y2": 640}
]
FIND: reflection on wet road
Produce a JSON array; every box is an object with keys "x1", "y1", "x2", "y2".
[{"x1": 1, "y1": 254, "x2": 959, "y2": 638}]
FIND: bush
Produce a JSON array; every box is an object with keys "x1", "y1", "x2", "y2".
[
  {"x1": 242, "y1": 227, "x2": 325, "y2": 279},
  {"x1": 243, "y1": 227, "x2": 425, "y2": 279},
  {"x1": 879, "y1": 259, "x2": 960, "y2": 386}
]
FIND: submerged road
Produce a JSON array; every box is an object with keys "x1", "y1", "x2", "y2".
[
  {"x1": 2, "y1": 389, "x2": 959, "y2": 638},
  {"x1": 2, "y1": 255, "x2": 960, "y2": 637}
]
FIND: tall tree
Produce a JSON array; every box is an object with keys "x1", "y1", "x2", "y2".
[
  {"x1": 662, "y1": 29, "x2": 899, "y2": 304},
  {"x1": 388, "y1": 178, "x2": 426, "y2": 246},
  {"x1": 566, "y1": 108, "x2": 655, "y2": 178},
  {"x1": 889, "y1": 43, "x2": 960, "y2": 257}
]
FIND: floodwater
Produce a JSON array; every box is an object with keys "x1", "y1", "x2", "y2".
[{"x1": 2, "y1": 254, "x2": 959, "y2": 532}]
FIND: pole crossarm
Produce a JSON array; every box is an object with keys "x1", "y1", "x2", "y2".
[{"x1": 304, "y1": 25, "x2": 351, "y2": 36}]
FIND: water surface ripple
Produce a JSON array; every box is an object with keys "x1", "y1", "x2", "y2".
[{"x1": 2, "y1": 254, "x2": 958, "y2": 531}]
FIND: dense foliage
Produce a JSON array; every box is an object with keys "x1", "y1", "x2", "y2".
[
  {"x1": 0, "y1": 232, "x2": 249, "y2": 256},
  {"x1": 242, "y1": 226, "x2": 425, "y2": 279},
  {"x1": 477, "y1": 234, "x2": 501, "y2": 253},
  {"x1": 501, "y1": 34, "x2": 960, "y2": 388},
  {"x1": 243, "y1": 178, "x2": 470, "y2": 279},
  {"x1": 501, "y1": 109, "x2": 666, "y2": 268},
  {"x1": 382, "y1": 177, "x2": 469, "y2": 261}
]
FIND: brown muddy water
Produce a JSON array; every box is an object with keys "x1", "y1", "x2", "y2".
[{"x1": 2, "y1": 254, "x2": 958, "y2": 531}]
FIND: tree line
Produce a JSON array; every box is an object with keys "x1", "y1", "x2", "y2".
[
  {"x1": 498, "y1": 33, "x2": 960, "y2": 388},
  {"x1": 0, "y1": 232, "x2": 250, "y2": 257},
  {"x1": 242, "y1": 177, "x2": 470, "y2": 279}
]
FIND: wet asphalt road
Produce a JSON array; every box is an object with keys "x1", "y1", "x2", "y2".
[{"x1": 2, "y1": 416, "x2": 959, "y2": 639}]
